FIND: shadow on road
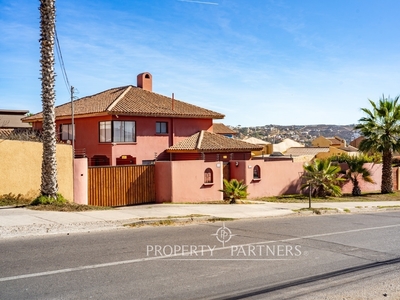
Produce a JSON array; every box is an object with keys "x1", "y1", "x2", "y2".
[{"x1": 211, "y1": 256, "x2": 400, "y2": 299}]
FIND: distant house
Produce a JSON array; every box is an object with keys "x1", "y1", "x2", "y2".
[
  {"x1": 311, "y1": 135, "x2": 360, "y2": 158},
  {"x1": 242, "y1": 137, "x2": 271, "y2": 157},
  {"x1": 23, "y1": 72, "x2": 225, "y2": 166},
  {"x1": 0, "y1": 109, "x2": 31, "y2": 138},
  {"x1": 312, "y1": 136, "x2": 346, "y2": 148}
]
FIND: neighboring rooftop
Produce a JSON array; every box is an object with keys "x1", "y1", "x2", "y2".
[
  {"x1": 0, "y1": 109, "x2": 31, "y2": 128},
  {"x1": 284, "y1": 147, "x2": 329, "y2": 156},
  {"x1": 167, "y1": 130, "x2": 263, "y2": 153},
  {"x1": 243, "y1": 137, "x2": 271, "y2": 145},
  {"x1": 273, "y1": 138, "x2": 304, "y2": 153}
]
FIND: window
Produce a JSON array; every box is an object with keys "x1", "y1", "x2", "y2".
[
  {"x1": 99, "y1": 121, "x2": 111, "y2": 142},
  {"x1": 204, "y1": 168, "x2": 213, "y2": 184},
  {"x1": 156, "y1": 121, "x2": 168, "y2": 134},
  {"x1": 60, "y1": 124, "x2": 74, "y2": 141},
  {"x1": 114, "y1": 121, "x2": 135, "y2": 142},
  {"x1": 99, "y1": 121, "x2": 136, "y2": 143},
  {"x1": 253, "y1": 165, "x2": 261, "y2": 179}
]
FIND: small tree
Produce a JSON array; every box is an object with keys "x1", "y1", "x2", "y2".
[
  {"x1": 301, "y1": 159, "x2": 344, "y2": 208},
  {"x1": 355, "y1": 95, "x2": 400, "y2": 194},
  {"x1": 333, "y1": 154, "x2": 375, "y2": 196},
  {"x1": 219, "y1": 179, "x2": 248, "y2": 204}
]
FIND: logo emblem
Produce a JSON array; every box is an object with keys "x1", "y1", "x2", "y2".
[{"x1": 212, "y1": 223, "x2": 234, "y2": 247}]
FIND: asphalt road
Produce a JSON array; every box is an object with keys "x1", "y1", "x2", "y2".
[{"x1": 1, "y1": 211, "x2": 400, "y2": 299}]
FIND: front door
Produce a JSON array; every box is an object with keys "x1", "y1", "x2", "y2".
[{"x1": 223, "y1": 162, "x2": 230, "y2": 182}]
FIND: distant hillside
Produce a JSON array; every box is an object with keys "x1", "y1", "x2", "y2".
[{"x1": 229, "y1": 124, "x2": 359, "y2": 146}]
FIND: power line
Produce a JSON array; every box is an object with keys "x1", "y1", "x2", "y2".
[{"x1": 54, "y1": 28, "x2": 71, "y2": 92}]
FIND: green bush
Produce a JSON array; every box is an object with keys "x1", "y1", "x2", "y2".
[{"x1": 30, "y1": 193, "x2": 68, "y2": 206}]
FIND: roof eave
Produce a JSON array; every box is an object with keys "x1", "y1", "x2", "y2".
[
  {"x1": 108, "y1": 112, "x2": 225, "y2": 119},
  {"x1": 167, "y1": 148, "x2": 260, "y2": 153}
]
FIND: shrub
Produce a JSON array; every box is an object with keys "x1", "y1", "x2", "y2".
[
  {"x1": 30, "y1": 193, "x2": 68, "y2": 206},
  {"x1": 219, "y1": 179, "x2": 249, "y2": 204}
]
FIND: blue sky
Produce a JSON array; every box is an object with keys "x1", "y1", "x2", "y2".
[{"x1": 1, "y1": 0, "x2": 400, "y2": 126}]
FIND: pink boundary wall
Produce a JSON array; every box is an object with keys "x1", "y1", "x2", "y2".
[
  {"x1": 244, "y1": 161, "x2": 382, "y2": 198},
  {"x1": 155, "y1": 160, "x2": 223, "y2": 203},
  {"x1": 73, "y1": 158, "x2": 88, "y2": 205},
  {"x1": 230, "y1": 160, "x2": 305, "y2": 198},
  {"x1": 72, "y1": 160, "x2": 386, "y2": 205}
]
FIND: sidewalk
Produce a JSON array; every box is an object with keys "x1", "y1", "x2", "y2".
[{"x1": 1, "y1": 201, "x2": 400, "y2": 239}]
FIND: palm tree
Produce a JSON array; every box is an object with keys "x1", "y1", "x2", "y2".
[
  {"x1": 355, "y1": 95, "x2": 400, "y2": 194},
  {"x1": 334, "y1": 154, "x2": 375, "y2": 196},
  {"x1": 219, "y1": 179, "x2": 248, "y2": 204},
  {"x1": 39, "y1": 0, "x2": 58, "y2": 198},
  {"x1": 301, "y1": 159, "x2": 344, "y2": 208}
]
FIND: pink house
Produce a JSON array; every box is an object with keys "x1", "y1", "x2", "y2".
[
  {"x1": 24, "y1": 72, "x2": 226, "y2": 166},
  {"x1": 24, "y1": 72, "x2": 383, "y2": 204}
]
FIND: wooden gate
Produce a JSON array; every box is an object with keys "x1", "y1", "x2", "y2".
[{"x1": 88, "y1": 165, "x2": 155, "y2": 206}]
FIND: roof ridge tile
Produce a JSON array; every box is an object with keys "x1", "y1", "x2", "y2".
[{"x1": 106, "y1": 86, "x2": 132, "y2": 112}]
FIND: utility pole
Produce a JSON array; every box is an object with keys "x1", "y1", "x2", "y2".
[{"x1": 71, "y1": 85, "x2": 75, "y2": 157}]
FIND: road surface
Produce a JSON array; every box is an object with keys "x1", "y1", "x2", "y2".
[{"x1": 1, "y1": 211, "x2": 400, "y2": 299}]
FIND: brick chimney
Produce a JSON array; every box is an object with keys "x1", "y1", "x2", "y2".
[{"x1": 137, "y1": 72, "x2": 152, "y2": 91}]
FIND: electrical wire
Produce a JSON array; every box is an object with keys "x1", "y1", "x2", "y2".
[{"x1": 55, "y1": 28, "x2": 71, "y2": 93}]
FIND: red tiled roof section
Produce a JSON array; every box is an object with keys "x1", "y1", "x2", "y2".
[
  {"x1": 168, "y1": 131, "x2": 263, "y2": 152},
  {"x1": 110, "y1": 87, "x2": 224, "y2": 118},
  {"x1": 23, "y1": 86, "x2": 129, "y2": 121},
  {"x1": 23, "y1": 85, "x2": 224, "y2": 121},
  {"x1": 212, "y1": 123, "x2": 237, "y2": 134}
]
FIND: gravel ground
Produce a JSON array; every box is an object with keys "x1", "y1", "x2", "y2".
[{"x1": 0, "y1": 220, "x2": 128, "y2": 239}]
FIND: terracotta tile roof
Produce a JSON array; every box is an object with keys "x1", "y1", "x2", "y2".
[
  {"x1": 212, "y1": 123, "x2": 237, "y2": 135},
  {"x1": 0, "y1": 128, "x2": 14, "y2": 137},
  {"x1": 23, "y1": 86, "x2": 224, "y2": 122},
  {"x1": 167, "y1": 131, "x2": 263, "y2": 153}
]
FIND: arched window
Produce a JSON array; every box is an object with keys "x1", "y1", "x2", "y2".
[
  {"x1": 204, "y1": 168, "x2": 213, "y2": 184},
  {"x1": 253, "y1": 165, "x2": 261, "y2": 179}
]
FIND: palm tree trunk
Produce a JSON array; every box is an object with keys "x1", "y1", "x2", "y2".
[
  {"x1": 39, "y1": 0, "x2": 58, "y2": 198},
  {"x1": 381, "y1": 149, "x2": 393, "y2": 194},
  {"x1": 352, "y1": 177, "x2": 361, "y2": 196}
]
